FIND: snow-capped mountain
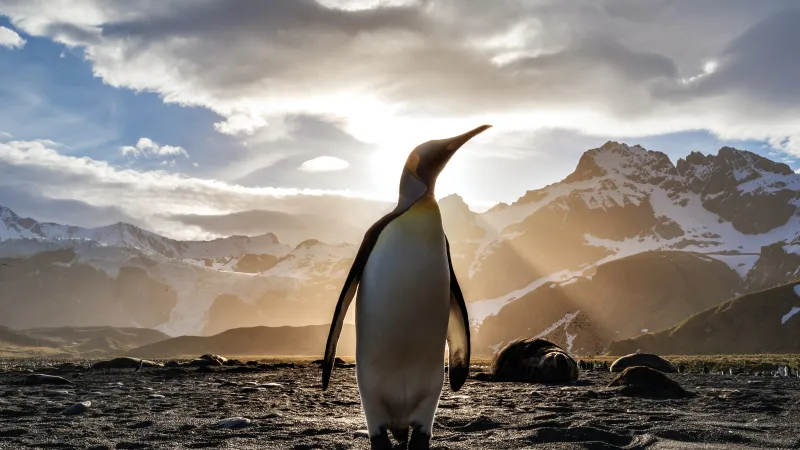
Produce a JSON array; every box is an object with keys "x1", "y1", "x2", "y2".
[
  {"x1": 0, "y1": 206, "x2": 291, "y2": 259},
  {"x1": 1, "y1": 142, "x2": 799, "y2": 352}
]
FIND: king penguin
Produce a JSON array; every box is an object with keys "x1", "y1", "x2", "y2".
[{"x1": 322, "y1": 124, "x2": 491, "y2": 450}]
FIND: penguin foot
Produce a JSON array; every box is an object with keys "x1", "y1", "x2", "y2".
[
  {"x1": 369, "y1": 428, "x2": 393, "y2": 450},
  {"x1": 408, "y1": 424, "x2": 431, "y2": 450}
]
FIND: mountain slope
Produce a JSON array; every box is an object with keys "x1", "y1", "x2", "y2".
[
  {"x1": 474, "y1": 251, "x2": 741, "y2": 356},
  {"x1": 469, "y1": 142, "x2": 800, "y2": 301},
  {"x1": 608, "y1": 280, "x2": 800, "y2": 355}
]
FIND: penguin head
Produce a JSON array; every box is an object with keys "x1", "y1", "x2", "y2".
[{"x1": 399, "y1": 124, "x2": 491, "y2": 201}]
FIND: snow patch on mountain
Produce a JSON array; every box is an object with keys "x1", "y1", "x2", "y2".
[
  {"x1": 534, "y1": 311, "x2": 579, "y2": 341},
  {"x1": 469, "y1": 269, "x2": 584, "y2": 323}
]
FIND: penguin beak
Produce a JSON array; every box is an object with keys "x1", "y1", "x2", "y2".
[
  {"x1": 406, "y1": 124, "x2": 492, "y2": 189},
  {"x1": 423, "y1": 124, "x2": 492, "y2": 179},
  {"x1": 444, "y1": 124, "x2": 493, "y2": 152}
]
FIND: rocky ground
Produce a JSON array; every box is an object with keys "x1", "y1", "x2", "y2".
[{"x1": 1, "y1": 358, "x2": 799, "y2": 449}]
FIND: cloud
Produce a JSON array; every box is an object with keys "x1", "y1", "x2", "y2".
[
  {"x1": 0, "y1": 25, "x2": 25, "y2": 49},
  {"x1": 2, "y1": 0, "x2": 800, "y2": 166},
  {"x1": 0, "y1": 131, "x2": 11, "y2": 139},
  {"x1": 120, "y1": 137, "x2": 188, "y2": 159},
  {"x1": 0, "y1": 184, "x2": 141, "y2": 229},
  {"x1": 168, "y1": 209, "x2": 366, "y2": 245},
  {"x1": 298, "y1": 156, "x2": 349, "y2": 172},
  {"x1": 0, "y1": 139, "x2": 393, "y2": 240}
]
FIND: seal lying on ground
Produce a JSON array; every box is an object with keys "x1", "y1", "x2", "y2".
[
  {"x1": 610, "y1": 353, "x2": 677, "y2": 373},
  {"x1": 91, "y1": 357, "x2": 162, "y2": 370},
  {"x1": 488, "y1": 338, "x2": 579, "y2": 383}
]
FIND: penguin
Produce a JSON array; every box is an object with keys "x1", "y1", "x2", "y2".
[{"x1": 321, "y1": 124, "x2": 491, "y2": 450}]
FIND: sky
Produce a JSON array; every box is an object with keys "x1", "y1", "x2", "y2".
[{"x1": 1, "y1": 0, "x2": 800, "y2": 242}]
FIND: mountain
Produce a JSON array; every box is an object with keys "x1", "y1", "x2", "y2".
[
  {"x1": 607, "y1": 280, "x2": 800, "y2": 355},
  {"x1": 469, "y1": 142, "x2": 799, "y2": 301},
  {"x1": 126, "y1": 324, "x2": 356, "y2": 359},
  {"x1": 0, "y1": 206, "x2": 291, "y2": 260},
  {"x1": 0, "y1": 325, "x2": 170, "y2": 357},
  {"x1": 1, "y1": 141, "x2": 799, "y2": 352},
  {"x1": 473, "y1": 251, "x2": 741, "y2": 356}
]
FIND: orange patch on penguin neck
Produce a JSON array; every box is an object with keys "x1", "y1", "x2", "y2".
[{"x1": 405, "y1": 151, "x2": 420, "y2": 176}]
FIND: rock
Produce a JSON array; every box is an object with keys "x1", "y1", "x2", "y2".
[
  {"x1": 353, "y1": 429, "x2": 370, "y2": 439},
  {"x1": 311, "y1": 357, "x2": 348, "y2": 367},
  {"x1": 223, "y1": 359, "x2": 243, "y2": 366},
  {"x1": 22, "y1": 374, "x2": 73, "y2": 386},
  {"x1": 148, "y1": 394, "x2": 166, "y2": 400},
  {"x1": 0, "y1": 428, "x2": 28, "y2": 437},
  {"x1": 240, "y1": 387, "x2": 264, "y2": 393},
  {"x1": 62, "y1": 400, "x2": 91, "y2": 415},
  {"x1": 217, "y1": 417, "x2": 250, "y2": 429},
  {"x1": 92, "y1": 357, "x2": 162, "y2": 370},
  {"x1": 488, "y1": 338, "x2": 579, "y2": 383},
  {"x1": 607, "y1": 366, "x2": 693, "y2": 399},
  {"x1": 610, "y1": 353, "x2": 677, "y2": 373},
  {"x1": 257, "y1": 382, "x2": 282, "y2": 388}
]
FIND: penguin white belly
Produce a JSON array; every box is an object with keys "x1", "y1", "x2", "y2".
[{"x1": 355, "y1": 201, "x2": 450, "y2": 436}]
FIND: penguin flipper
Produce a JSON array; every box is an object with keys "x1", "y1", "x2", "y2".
[
  {"x1": 321, "y1": 207, "x2": 406, "y2": 390},
  {"x1": 445, "y1": 235, "x2": 470, "y2": 391}
]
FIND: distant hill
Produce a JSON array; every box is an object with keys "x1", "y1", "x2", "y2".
[
  {"x1": 0, "y1": 325, "x2": 58, "y2": 348},
  {"x1": 26, "y1": 326, "x2": 169, "y2": 349},
  {"x1": 126, "y1": 324, "x2": 356, "y2": 359},
  {"x1": 0, "y1": 325, "x2": 170, "y2": 357},
  {"x1": 608, "y1": 280, "x2": 800, "y2": 355}
]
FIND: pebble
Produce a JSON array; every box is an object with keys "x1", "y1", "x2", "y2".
[
  {"x1": 258, "y1": 382, "x2": 283, "y2": 388},
  {"x1": 353, "y1": 430, "x2": 370, "y2": 439},
  {"x1": 217, "y1": 417, "x2": 251, "y2": 429},
  {"x1": 148, "y1": 394, "x2": 166, "y2": 400},
  {"x1": 62, "y1": 400, "x2": 91, "y2": 415}
]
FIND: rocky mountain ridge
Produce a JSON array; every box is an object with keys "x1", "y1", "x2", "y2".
[
  {"x1": 1, "y1": 142, "x2": 799, "y2": 355},
  {"x1": 0, "y1": 206, "x2": 290, "y2": 260}
]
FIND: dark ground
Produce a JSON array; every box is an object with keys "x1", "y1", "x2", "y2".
[{"x1": 1, "y1": 358, "x2": 799, "y2": 449}]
